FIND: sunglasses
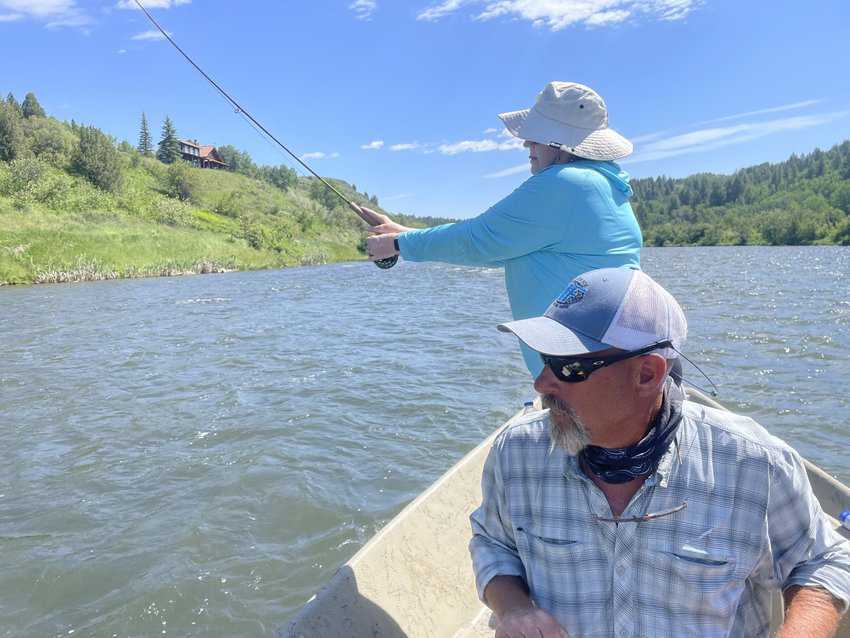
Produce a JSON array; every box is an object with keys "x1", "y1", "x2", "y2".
[{"x1": 541, "y1": 341, "x2": 673, "y2": 383}]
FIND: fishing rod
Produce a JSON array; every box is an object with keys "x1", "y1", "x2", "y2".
[{"x1": 133, "y1": 0, "x2": 398, "y2": 270}]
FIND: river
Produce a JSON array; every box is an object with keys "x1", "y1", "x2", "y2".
[{"x1": 1, "y1": 246, "x2": 848, "y2": 637}]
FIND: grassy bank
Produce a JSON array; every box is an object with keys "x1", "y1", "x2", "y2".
[{"x1": 0, "y1": 108, "x2": 399, "y2": 285}]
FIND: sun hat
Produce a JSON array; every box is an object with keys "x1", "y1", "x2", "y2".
[
  {"x1": 497, "y1": 267, "x2": 686, "y2": 358},
  {"x1": 498, "y1": 81, "x2": 633, "y2": 161}
]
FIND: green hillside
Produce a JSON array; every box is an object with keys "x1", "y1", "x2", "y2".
[
  {"x1": 3, "y1": 91, "x2": 849, "y2": 286},
  {"x1": 632, "y1": 141, "x2": 850, "y2": 246},
  {"x1": 0, "y1": 92, "x2": 451, "y2": 285}
]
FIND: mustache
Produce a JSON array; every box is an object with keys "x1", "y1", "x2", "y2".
[{"x1": 542, "y1": 394, "x2": 573, "y2": 415}]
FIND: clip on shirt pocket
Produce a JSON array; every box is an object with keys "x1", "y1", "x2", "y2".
[
  {"x1": 672, "y1": 543, "x2": 730, "y2": 566},
  {"x1": 516, "y1": 527, "x2": 578, "y2": 546}
]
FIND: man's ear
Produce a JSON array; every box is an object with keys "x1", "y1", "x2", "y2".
[{"x1": 637, "y1": 354, "x2": 668, "y2": 394}]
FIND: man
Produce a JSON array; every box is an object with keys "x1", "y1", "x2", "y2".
[{"x1": 469, "y1": 266, "x2": 850, "y2": 638}]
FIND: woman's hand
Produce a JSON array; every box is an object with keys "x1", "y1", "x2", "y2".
[
  {"x1": 359, "y1": 207, "x2": 413, "y2": 236},
  {"x1": 366, "y1": 234, "x2": 399, "y2": 261}
]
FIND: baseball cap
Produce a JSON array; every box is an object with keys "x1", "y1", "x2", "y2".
[{"x1": 498, "y1": 267, "x2": 687, "y2": 358}]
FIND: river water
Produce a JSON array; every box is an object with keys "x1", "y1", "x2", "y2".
[{"x1": 1, "y1": 246, "x2": 848, "y2": 637}]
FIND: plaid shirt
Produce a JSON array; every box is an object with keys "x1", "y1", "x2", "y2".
[{"x1": 470, "y1": 402, "x2": 850, "y2": 638}]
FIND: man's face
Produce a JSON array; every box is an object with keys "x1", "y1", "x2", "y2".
[{"x1": 534, "y1": 349, "x2": 642, "y2": 449}]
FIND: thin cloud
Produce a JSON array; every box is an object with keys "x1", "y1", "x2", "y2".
[
  {"x1": 624, "y1": 110, "x2": 850, "y2": 164},
  {"x1": 418, "y1": 0, "x2": 465, "y2": 21},
  {"x1": 438, "y1": 136, "x2": 523, "y2": 155},
  {"x1": 484, "y1": 163, "x2": 528, "y2": 179},
  {"x1": 301, "y1": 151, "x2": 340, "y2": 160},
  {"x1": 116, "y1": 0, "x2": 191, "y2": 8},
  {"x1": 0, "y1": 0, "x2": 91, "y2": 27},
  {"x1": 349, "y1": 0, "x2": 377, "y2": 20},
  {"x1": 131, "y1": 28, "x2": 169, "y2": 40},
  {"x1": 390, "y1": 142, "x2": 424, "y2": 151},
  {"x1": 361, "y1": 140, "x2": 384, "y2": 150},
  {"x1": 117, "y1": 48, "x2": 127, "y2": 54},
  {"x1": 695, "y1": 99, "x2": 824, "y2": 126},
  {"x1": 383, "y1": 193, "x2": 414, "y2": 201},
  {"x1": 417, "y1": 0, "x2": 701, "y2": 30}
]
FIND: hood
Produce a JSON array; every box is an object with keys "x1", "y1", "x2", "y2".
[{"x1": 579, "y1": 160, "x2": 633, "y2": 197}]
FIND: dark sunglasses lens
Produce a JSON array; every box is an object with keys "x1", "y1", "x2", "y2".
[{"x1": 542, "y1": 356, "x2": 595, "y2": 383}]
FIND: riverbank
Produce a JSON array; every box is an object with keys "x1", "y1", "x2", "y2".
[
  {"x1": 0, "y1": 203, "x2": 362, "y2": 286},
  {"x1": 0, "y1": 210, "x2": 363, "y2": 285}
]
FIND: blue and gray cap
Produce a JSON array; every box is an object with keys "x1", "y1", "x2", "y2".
[{"x1": 498, "y1": 267, "x2": 687, "y2": 357}]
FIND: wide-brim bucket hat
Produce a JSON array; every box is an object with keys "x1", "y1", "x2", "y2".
[{"x1": 499, "y1": 81, "x2": 633, "y2": 161}]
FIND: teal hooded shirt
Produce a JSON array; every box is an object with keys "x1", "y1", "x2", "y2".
[{"x1": 397, "y1": 160, "x2": 642, "y2": 378}]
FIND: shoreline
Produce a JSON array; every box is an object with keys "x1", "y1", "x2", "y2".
[{"x1": 0, "y1": 254, "x2": 369, "y2": 287}]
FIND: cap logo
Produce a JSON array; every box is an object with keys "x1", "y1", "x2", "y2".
[{"x1": 553, "y1": 277, "x2": 589, "y2": 309}]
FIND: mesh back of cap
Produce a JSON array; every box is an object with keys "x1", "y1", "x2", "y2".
[{"x1": 602, "y1": 272, "x2": 687, "y2": 356}]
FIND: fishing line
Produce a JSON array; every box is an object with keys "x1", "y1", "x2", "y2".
[
  {"x1": 669, "y1": 347, "x2": 719, "y2": 397},
  {"x1": 133, "y1": 0, "x2": 398, "y2": 269}
]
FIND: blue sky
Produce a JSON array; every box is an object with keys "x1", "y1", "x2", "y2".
[{"x1": 2, "y1": 0, "x2": 850, "y2": 219}]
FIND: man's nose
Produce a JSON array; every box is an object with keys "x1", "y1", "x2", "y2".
[{"x1": 533, "y1": 364, "x2": 560, "y2": 395}]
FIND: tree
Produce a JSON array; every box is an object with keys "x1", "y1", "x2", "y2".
[
  {"x1": 156, "y1": 116, "x2": 181, "y2": 164},
  {"x1": 0, "y1": 102, "x2": 24, "y2": 161},
  {"x1": 73, "y1": 126, "x2": 124, "y2": 191},
  {"x1": 138, "y1": 112, "x2": 153, "y2": 156},
  {"x1": 6, "y1": 93, "x2": 22, "y2": 117},
  {"x1": 261, "y1": 164, "x2": 297, "y2": 191},
  {"x1": 309, "y1": 179, "x2": 339, "y2": 211},
  {"x1": 217, "y1": 144, "x2": 258, "y2": 177},
  {"x1": 21, "y1": 92, "x2": 46, "y2": 119}
]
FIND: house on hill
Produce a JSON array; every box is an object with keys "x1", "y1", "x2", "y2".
[{"x1": 179, "y1": 139, "x2": 227, "y2": 169}]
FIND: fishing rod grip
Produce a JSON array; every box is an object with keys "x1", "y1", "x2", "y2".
[{"x1": 350, "y1": 203, "x2": 399, "y2": 270}]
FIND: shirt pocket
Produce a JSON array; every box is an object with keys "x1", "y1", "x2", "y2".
[
  {"x1": 515, "y1": 527, "x2": 610, "y2": 638},
  {"x1": 639, "y1": 541, "x2": 747, "y2": 637}
]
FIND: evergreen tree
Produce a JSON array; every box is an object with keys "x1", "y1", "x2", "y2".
[
  {"x1": 6, "y1": 92, "x2": 22, "y2": 117},
  {"x1": 0, "y1": 102, "x2": 24, "y2": 161},
  {"x1": 156, "y1": 116, "x2": 181, "y2": 164},
  {"x1": 137, "y1": 112, "x2": 153, "y2": 156},
  {"x1": 21, "y1": 92, "x2": 46, "y2": 119}
]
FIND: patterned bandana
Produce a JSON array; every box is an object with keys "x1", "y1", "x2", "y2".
[{"x1": 580, "y1": 376, "x2": 684, "y2": 484}]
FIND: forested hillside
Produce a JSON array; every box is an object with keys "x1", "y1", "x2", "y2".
[
  {"x1": 2, "y1": 90, "x2": 848, "y2": 286},
  {"x1": 0, "y1": 91, "x2": 451, "y2": 285},
  {"x1": 632, "y1": 141, "x2": 850, "y2": 246}
]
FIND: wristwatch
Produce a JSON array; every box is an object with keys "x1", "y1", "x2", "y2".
[{"x1": 393, "y1": 238, "x2": 400, "y2": 252}]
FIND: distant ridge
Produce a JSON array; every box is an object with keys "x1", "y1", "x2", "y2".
[{"x1": 631, "y1": 141, "x2": 850, "y2": 246}]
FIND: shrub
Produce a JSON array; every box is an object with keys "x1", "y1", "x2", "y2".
[
  {"x1": 163, "y1": 162, "x2": 199, "y2": 201},
  {"x1": 149, "y1": 194, "x2": 193, "y2": 226},
  {"x1": 24, "y1": 117, "x2": 76, "y2": 167},
  {"x1": 213, "y1": 191, "x2": 243, "y2": 218},
  {"x1": 73, "y1": 126, "x2": 124, "y2": 192},
  {"x1": 0, "y1": 158, "x2": 47, "y2": 197}
]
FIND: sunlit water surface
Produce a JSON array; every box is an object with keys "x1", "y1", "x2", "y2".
[{"x1": 1, "y1": 246, "x2": 848, "y2": 637}]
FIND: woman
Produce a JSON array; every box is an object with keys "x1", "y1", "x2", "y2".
[{"x1": 366, "y1": 81, "x2": 642, "y2": 377}]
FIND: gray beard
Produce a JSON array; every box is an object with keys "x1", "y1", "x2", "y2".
[{"x1": 542, "y1": 394, "x2": 590, "y2": 455}]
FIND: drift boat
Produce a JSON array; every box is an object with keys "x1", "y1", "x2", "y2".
[{"x1": 284, "y1": 389, "x2": 850, "y2": 638}]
